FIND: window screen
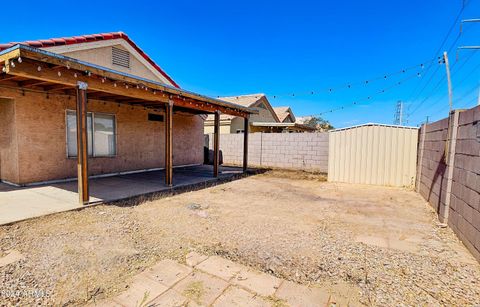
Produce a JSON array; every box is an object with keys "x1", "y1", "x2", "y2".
[{"x1": 66, "y1": 111, "x2": 116, "y2": 157}]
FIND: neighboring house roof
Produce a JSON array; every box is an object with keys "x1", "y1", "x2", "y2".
[
  {"x1": 0, "y1": 32, "x2": 179, "y2": 88},
  {"x1": 206, "y1": 94, "x2": 280, "y2": 122},
  {"x1": 273, "y1": 106, "x2": 296, "y2": 123},
  {"x1": 219, "y1": 93, "x2": 266, "y2": 107}
]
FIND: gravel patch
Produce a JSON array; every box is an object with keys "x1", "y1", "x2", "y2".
[{"x1": 0, "y1": 170, "x2": 479, "y2": 306}]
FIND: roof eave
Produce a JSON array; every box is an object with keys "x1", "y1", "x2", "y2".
[{"x1": 0, "y1": 45, "x2": 257, "y2": 116}]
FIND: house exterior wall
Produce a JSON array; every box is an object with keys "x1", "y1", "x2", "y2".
[
  {"x1": 249, "y1": 101, "x2": 277, "y2": 123},
  {"x1": 204, "y1": 120, "x2": 232, "y2": 134},
  {"x1": 0, "y1": 87, "x2": 204, "y2": 185},
  {"x1": 0, "y1": 98, "x2": 19, "y2": 183},
  {"x1": 60, "y1": 44, "x2": 161, "y2": 83}
]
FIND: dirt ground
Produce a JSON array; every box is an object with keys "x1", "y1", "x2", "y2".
[{"x1": 0, "y1": 170, "x2": 479, "y2": 306}]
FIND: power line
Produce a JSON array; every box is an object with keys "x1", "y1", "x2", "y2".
[
  {"x1": 406, "y1": 1, "x2": 470, "y2": 113},
  {"x1": 409, "y1": 50, "x2": 479, "y2": 119},
  {"x1": 217, "y1": 58, "x2": 435, "y2": 100},
  {"x1": 306, "y1": 71, "x2": 422, "y2": 117}
]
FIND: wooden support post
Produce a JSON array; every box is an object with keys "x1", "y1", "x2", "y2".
[
  {"x1": 213, "y1": 111, "x2": 220, "y2": 177},
  {"x1": 165, "y1": 100, "x2": 173, "y2": 186},
  {"x1": 76, "y1": 81, "x2": 89, "y2": 205},
  {"x1": 243, "y1": 116, "x2": 249, "y2": 172}
]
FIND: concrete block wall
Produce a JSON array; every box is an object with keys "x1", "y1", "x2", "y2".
[
  {"x1": 448, "y1": 106, "x2": 480, "y2": 261},
  {"x1": 417, "y1": 105, "x2": 480, "y2": 262},
  {"x1": 417, "y1": 118, "x2": 449, "y2": 219},
  {"x1": 208, "y1": 132, "x2": 329, "y2": 172}
]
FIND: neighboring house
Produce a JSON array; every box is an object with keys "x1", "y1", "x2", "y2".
[
  {"x1": 204, "y1": 94, "x2": 316, "y2": 133},
  {"x1": 273, "y1": 106, "x2": 296, "y2": 123},
  {"x1": 0, "y1": 32, "x2": 253, "y2": 191},
  {"x1": 204, "y1": 94, "x2": 280, "y2": 134}
]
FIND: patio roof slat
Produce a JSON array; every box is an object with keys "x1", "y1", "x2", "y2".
[{"x1": 0, "y1": 45, "x2": 256, "y2": 117}]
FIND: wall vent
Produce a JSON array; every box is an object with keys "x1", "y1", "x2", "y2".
[
  {"x1": 112, "y1": 47, "x2": 130, "y2": 68},
  {"x1": 148, "y1": 113, "x2": 164, "y2": 122}
]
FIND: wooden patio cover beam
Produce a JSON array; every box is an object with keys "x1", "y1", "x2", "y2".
[{"x1": 1, "y1": 46, "x2": 254, "y2": 118}]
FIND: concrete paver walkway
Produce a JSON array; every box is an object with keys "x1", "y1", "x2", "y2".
[{"x1": 92, "y1": 252, "x2": 350, "y2": 307}]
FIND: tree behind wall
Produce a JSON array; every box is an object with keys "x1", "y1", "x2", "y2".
[{"x1": 303, "y1": 116, "x2": 334, "y2": 131}]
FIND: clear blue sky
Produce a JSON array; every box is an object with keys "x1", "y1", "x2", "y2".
[{"x1": 5, "y1": 0, "x2": 480, "y2": 128}]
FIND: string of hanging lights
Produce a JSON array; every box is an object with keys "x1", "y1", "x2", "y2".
[
  {"x1": 305, "y1": 70, "x2": 423, "y2": 117},
  {"x1": 216, "y1": 58, "x2": 436, "y2": 100}
]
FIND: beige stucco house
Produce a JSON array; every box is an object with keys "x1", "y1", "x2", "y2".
[
  {"x1": 204, "y1": 94, "x2": 280, "y2": 134},
  {"x1": 273, "y1": 106, "x2": 296, "y2": 123},
  {"x1": 0, "y1": 32, "x2": 253, "y2": 192},
  {"x1": 204, "y1": 94, "x2": 315, "y2": 134}
]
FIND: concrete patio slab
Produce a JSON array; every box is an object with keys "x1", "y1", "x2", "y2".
[
  {"x1": 275, "y1": 280, "x2": 332, "y2": 306},
  {"x1": 232, "y1": 268, "x2": 282, "y2": 297},
  {"x1": 172, "y1": 271, "x2": 229, "y2": 305},
  {"x1": 185, "y1": 251, "x2": 209, "y2": 267},
  {"x1": 195, "y1": 255, "x2": 245, "y2": 281},
  {"x1": 112, "y1": 274, "x2": 169, "y2": 306},
  {"x1": 212, "y1": 286, "x2": 270, "y2": 307},
  {"x1": 142, "y1": 259, "x2": 192, "y2": 288},
  {"x1": 0, "y1": 165, "x2": 244, "y2": 225},
  {"x1": 148, "y1": 288, "x2": 188, "y2": 306}
]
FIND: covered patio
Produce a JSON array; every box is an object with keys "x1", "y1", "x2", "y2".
[
  {"x1": 0, "y1": 165, "x2": 246, "y2": 225},
  {"x1": 0, "y1": 45, "x2": 256, "y2": 206}
]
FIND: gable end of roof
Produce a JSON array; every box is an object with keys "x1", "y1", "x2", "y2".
[{"x1": 0, "y1": 32, "x2": 179, "y2": 88}]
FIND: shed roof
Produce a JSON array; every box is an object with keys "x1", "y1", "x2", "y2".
[
  {"x1": 0, "y1": 32, "x2": 179, "y2": 88},
  {"x1": 331, "y1": 123, "x2": 419, "y2": 132}
]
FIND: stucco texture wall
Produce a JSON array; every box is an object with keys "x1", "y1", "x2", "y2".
[
  {"x1": 0, "y1": 98, "x2": 19, "y2": 183},
  {"x1": 61, "y1": 44, "x2": 162, "y2": 83},
  {"x1": 0, "y1": 88, "x2": 204, "y2": 185}
]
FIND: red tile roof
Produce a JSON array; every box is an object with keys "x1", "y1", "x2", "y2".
[{"x1": 0, "y1": 32, "x2": 179, "y2": 88}]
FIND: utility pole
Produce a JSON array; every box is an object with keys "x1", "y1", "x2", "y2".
[
  {"x1": 458, "y1": 18, "x2": 480, "y2": 106},
  {"x1": 478, "y1": 85, "x2": 480, "y2": 105},
  {"x1": 443, "y1": 51, "x2": 453, "y2": 112},
  {"x1": 394, "y1": 100, "x2": 403, "y2": 125}
]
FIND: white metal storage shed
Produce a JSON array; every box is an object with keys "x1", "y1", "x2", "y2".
[{"x1": 328, "y1": 123, "x2": 419, "y2": 187}]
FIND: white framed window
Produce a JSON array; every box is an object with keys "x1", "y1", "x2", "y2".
[{"x1": 66, "y1": 110, "x2": 116, "y2": 158}]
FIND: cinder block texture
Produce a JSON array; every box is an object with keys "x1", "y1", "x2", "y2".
[
  {"x1": 208, "y1": 132, "x2": 329, "y2": 172},
  {"x1": 0, "y1": 87, "x2": 204, "y2": 185},
  {"x1": 417, "y1": 105, "x2": 480, "y2": 262}
]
